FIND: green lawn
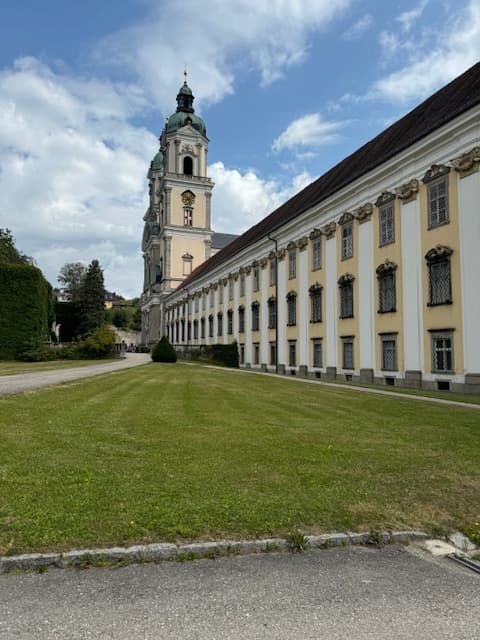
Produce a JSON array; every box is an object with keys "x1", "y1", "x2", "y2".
[
  {"x1": 0, "y1": 358, "x2": 120, "y2": 377},
  {"x1": 0, "y1": 363, "x2": 479, "y2": 555}
]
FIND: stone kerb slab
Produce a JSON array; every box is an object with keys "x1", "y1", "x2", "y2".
[{"x1": 0, "y1": 531, "x2": 429, "y2": 573}]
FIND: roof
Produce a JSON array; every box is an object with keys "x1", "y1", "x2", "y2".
[
  {"x1": 177, "y1": 61, "x2": 480, "y2": 293},
  {"x1": 212, "y1": 232, "x2": 239, "y2": 250}
]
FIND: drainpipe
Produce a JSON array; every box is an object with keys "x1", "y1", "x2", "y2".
[{"x1": 267, "y1": 233, "x2": 279, "y2": 374}]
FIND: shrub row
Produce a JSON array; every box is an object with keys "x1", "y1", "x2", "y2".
[{"x1": 16, "y1": 326, "x2": 116, "y2": 362}]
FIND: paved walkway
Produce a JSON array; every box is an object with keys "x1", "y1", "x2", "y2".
[
  {"x1": 1, "y1": 546, "x2": 478, "y2": 639},
  {"x1": 0, "y1": 353, "x2": 151, "y2": 397}
]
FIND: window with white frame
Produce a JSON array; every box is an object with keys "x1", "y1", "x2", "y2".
[
  {"x1": 251, "y1": 302, "x2": 260, "y2": 331},
  {"x1": 193, "y1": 320, "x2": 198, "y2": 340},
  {"x1": 288, "y1": 247, "x2": 296, "y2": 279},
  {"x1": 379, "y1": 203, "x2": 395, "y2": 246},
  {"x1": 269, "y1": 256, "x2": 276, "y2": 286},
  {"x1": 239, "y1": 272, "x2": 245, "y2": 297},
  {"x1": 338, "y1": 274, "x2": 354, "y2": 319},
  {"x1": 428, "y1": 179, "x2": 449, "y2": 228},
  {"x1": 342, "y1": 337, "x2": 354, "y2": 369},
  {"x1": 208, "y1": 315, "x2": 214, "y2": 338},
  {"x1": 253, "y1": 343, "x2": 260, "y2": 365},
  {"x1": 312, "y1": 339, "x2": 323, "y2": 368},
  {"x1": 342, "y1": 223, "x2": 353, "y2": 260},
  {"x1": 183, "y1": 207, "x2": 193, "y2": 226},
  {"x1": 312, "y1": 236, "x2": 322, "y2": 270},
  {"x1": 267, "y1": 297, "x2": 276, "y2": 329},
  {"x1": 227, "y1": 309, "x2": 233, "y2": 335},
  {"x1": 239, "y1": 343, "x2": 245, "y2": 365},
  {"x1": 426, "y1": 246, "x2": 452, "y2": 306},
  {"x1": 286, "y1": 291, "x2": 297, "y2": 326},
  {"x1": 288, "y1": 340, "x2": 296, "y2": 367},
  {"x1": 431, "y1": 330, "x2": 453, "y2": 372},
  {"x1": 380, "y1": 334, "x2": 397, "y2": 370},
  {"x1": 217, "y1": 312, "x2": 223, "y2": 336},
  {"x1": 269, "y1": 342, "x2": 276, "y2": 367},
  {"x1": 253, "y1": 265, "x2": 260, "y2": 292},
  {"x1": 309, "y1": 285, "x2": 322, "y2": 323},
  {"x1": 238, "y1": 306, "x2": 245, "y2": 333},
  {"x1": 376, "y1": 261, "x2": 397, "y2": 313}
]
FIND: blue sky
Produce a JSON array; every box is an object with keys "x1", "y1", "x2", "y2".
[{"x1": 1, "y1": 0, "x2": 479, "y2": 297}]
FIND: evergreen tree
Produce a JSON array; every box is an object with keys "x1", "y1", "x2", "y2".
[{"x1": 78, "y1": 259, "x2": 106, "y2": 336}]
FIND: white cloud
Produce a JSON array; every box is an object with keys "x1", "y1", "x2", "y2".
[
  {"x1": 342, "y1": 14, "x2": 374, "y2": 41},
  {"x1": 208, "y1": 162, "x2": 312, "y2": 233},
  {"x1": 396, "y1": 0, "x2": 429, "y2": 32},
  {"x1": 344, "y1": 0, "x2": 480, "y2": 104},
  {"x1": 0, "y1": 57, "x2": 156, "y2": 297},
  {"x1": 95, "y1": 0, "x2": 352, "y2": 109},
  {"x1": 272, "y1": 113, "x2": 347, "y2": 152}
]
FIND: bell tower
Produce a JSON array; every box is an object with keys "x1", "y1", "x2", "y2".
[{"x1": 141, "y1": 73, "x2": 214, "y2": 345}]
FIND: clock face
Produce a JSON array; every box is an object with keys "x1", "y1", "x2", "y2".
[{"x1": 181, "y1": 191, "x2": 195, "y2": 206}]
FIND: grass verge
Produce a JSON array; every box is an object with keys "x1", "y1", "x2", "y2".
[{"x1": 0, "y1": 363, "x2": 479, "y2": 555}]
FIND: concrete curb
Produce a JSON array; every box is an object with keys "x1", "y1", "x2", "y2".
[{"x1": 0, "y1": 530, "x2": 428, "y2": 573}]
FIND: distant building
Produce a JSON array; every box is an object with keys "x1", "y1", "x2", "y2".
[{"x1": 143, "y1": 63, "x2": 480, "y2": 394}]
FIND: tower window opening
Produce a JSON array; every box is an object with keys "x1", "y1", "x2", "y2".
[{"x1": 183, "y1": 156, "x2": 193, "y2": 175}]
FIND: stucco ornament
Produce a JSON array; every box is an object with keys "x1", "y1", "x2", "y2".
[
  {"x1": 395, "y1": 178, "x2": 419, "y2": 201},
  {"x1": 451, "y1": 147, "x2": 480, "y2": 175}
]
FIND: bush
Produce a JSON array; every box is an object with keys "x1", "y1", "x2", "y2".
[
  {"x1": 151, "y1": 336, "x2": 177, "y2": 363},
  {"x1": 0, "y1": 264, "x2": 52, "y2": 360},
  {"x1": 75, "y1": 325, "x2": 116, "y2": 359},
  {"x1": 210, "y1": 341, "x2": 239, "y2": 368},
  {"x1": 16, "y1": 340, "x2": 56, "y2": 362}
]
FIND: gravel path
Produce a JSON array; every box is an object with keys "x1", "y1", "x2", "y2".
[{"x1": 0, "y1": 353, "x2": 151, "y2": 397}]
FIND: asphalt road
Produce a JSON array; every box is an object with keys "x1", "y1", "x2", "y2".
[
  {"x1": 0, "y1": 353, "x2": 151, "y2": 397},
  {"x1": 1, "y1": 546, "x2": 478, "y2": 639}
]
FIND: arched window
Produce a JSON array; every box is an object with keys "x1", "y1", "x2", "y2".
[{"x1": 183, "y1": 156, "x2": 193, "y2": 175}]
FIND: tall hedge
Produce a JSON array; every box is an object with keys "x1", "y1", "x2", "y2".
[{"x1": 0, "y1": 264, "x2": 52, "y2": 359}]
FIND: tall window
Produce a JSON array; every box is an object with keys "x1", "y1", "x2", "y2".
[
  {"x1": 217, "y1": 312, "x2": 223, "y2": 336},
  {"x1": 227, "y1": 309, "x2": 233, "y2": 335},
  {"x1": 379, "y1": 204, "x2": 395, "y2": 246},
  {"x1": 253, "y1": 343, "x2": 260, "y2": 365},
  {"x1": 288, "y1": 340, "x2": 296, "y2": 367},
  {"x1": 208, "y1": 315, "x2": 213, "y2": 338},
  {"x1": 200, "y1": 318, "x2": 205, "y2": 339},
  {"x1": 376, "y1": 262, "x2": 397, "y2": 313},
  {"x1": 338, "y1": 275, "x2": 354, "y2": 319},
  {"x1": 267, "y1": 297, "x2": 277, "y2": 329},
  {"x1": 239, "y1": 273, "x2": 245, "y2": 297},
  {"x1": 286, "y1": 291, "x2": 297, "y2": 326},
  {"x1": 183, "y1": 156, "x2": 193, "y2": 175},
  {"x1": 312, "y1": 339, "x2": 323, "y2": 368},
  {"x1": 239, "y1": 343, "x2": 245, "y2": 365},
  {"x1": 193, "y1": 320, "x2": 198, "y2": 340},
  {"x1": 182, "y1": 253, "x2": 193, "y2": 275},
  {"x1": 253, "y1": 266, "x2": 260, "y2": 292},
  {"x1": 426, "y1": 246, "x2": 452, "y2": 306},
  {"x1": 269, "y1": 256, "x2": 276, "y2": 286},
  {"x1": 428, "y1": 179, "x2": 449, "y2": 228},
  {"x1": 288, "y1": 247, "x2": 296, "y2": 279},
  {"x1": 342, "y1": 223, "x2": 353, "y2": 260},
  {"x1": 183, "y1": 208, "x2": 193, "y2": 226},
  {"x1": 309, "y1": 285, "x2": 322, "y2": 323},
  {"x1": 312, "y1": 237, "x2": 322, "y2": 270},
  {"x1": 381, "y1": 334, "x2": 397, "y2": 370},
  {"x1": 431, "y1": 331, "x2": 453, "y2": 372},
  {"x1": 251, "y1": 302, "x2": 260, "y2": 331},
  {"x1": 238, "y1": 306, "x2": 245, "y2": 333},
  {"x1": 342, "y1": 338, "x2": 354, "y2": 369},
  {"x1": 269, "y1": 342, "x2": 276, "y2": 367}
]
